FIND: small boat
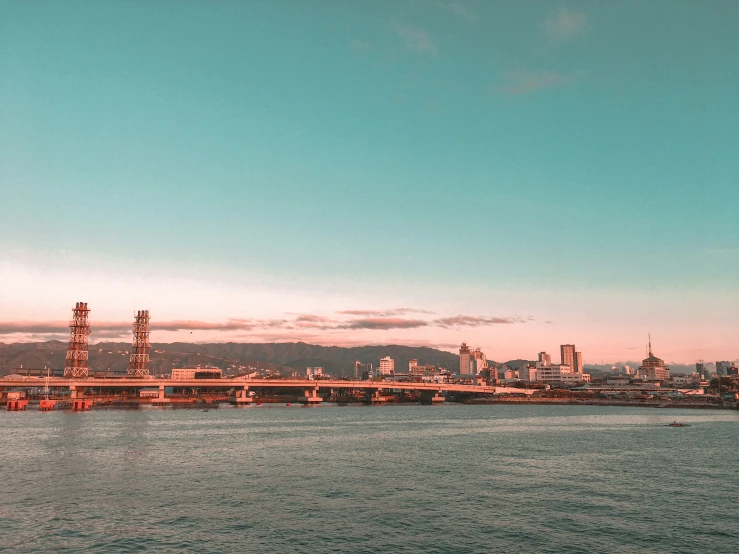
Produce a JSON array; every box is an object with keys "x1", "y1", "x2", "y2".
[
  {"x1": 286, "y1": 403, "x2": 292, "y2": 407},
  {"x1": 666, "y1": 421, "x2": 690, "y2": 427}
]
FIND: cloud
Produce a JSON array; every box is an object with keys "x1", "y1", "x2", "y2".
[
  {"x1": 494, "y1": 70, "x2": 573, "y2": 95},
  {"x1": 0, "y1": 319, "x2": 277, "y2": 336},
  {"x1": 340, "y1": 317, "x2": 429, "y2": 330},
  {"x1": 439, "y1": 1, "x2": 477, "y2": 22},
  {"x1": 0, "y1": 321, "x2": 71, "y2": 334},
  {"x1": 434, "y1": 315, "x2": 528, "y2": 328},
  {"x1": 545, "y1": 7, "x2": 588, "y2": 40},
  {"x1": 338, "y1": 308, "x2": 436, "y2": 317},
  {"x1": 151, "y1": 320, "x2": 246, "y2": 331},
  {"x1": 0, "y1": 310, "x2": 531, "y2": 341},
  {"x1": 294, "y1": 314, "x2": 331, "y2": 323},
  {"x1": 394, "y1": 25, "x2": 438, "y2": 54}
]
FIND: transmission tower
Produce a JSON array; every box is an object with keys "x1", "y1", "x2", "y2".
[
  {"x1": 128, "y1": 310, "x2": 151, "y2": 377},
  {"x1": 64, "y1": 302, "x2": 91, "y2": 378}
]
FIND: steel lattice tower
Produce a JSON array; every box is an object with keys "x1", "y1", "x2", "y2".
[
  {"x1": 127, "y1": 310, "x2": 151, "y2": 377},
  {"x1": 64, "y1": 302, "x2": 91, "y2": 378}
]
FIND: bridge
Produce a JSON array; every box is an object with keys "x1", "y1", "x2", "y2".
[{"x1": 2, "y1": 377, "x2": 537, "y2": 406}]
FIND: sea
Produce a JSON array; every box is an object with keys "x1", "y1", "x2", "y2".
[{"x1": 1, "y1": 404, "x2": 737, "y2": 553}]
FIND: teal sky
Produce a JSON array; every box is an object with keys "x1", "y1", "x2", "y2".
[{"x1": 1, "y1": 1, "x2": 738, "y2": 362}]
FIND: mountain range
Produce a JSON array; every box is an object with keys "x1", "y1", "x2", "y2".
[{"x1": 0, "y1": 341, "x2": 464, "y2": 377}]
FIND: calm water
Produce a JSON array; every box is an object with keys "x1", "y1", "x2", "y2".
[{"x1": 1, "y1": 404, "x2": 737, "y2": 553}]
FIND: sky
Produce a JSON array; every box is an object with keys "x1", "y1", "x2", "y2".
[{"x1": 1, "y1": 1, "x2": 738, "y2": 364}]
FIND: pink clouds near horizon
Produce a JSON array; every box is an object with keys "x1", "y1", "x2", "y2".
[{"x1": 0, "y1": 309, "x2": 533, "y2": 347}]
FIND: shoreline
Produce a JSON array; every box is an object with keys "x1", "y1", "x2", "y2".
[{"x1": 6, "y1": 397, "x2": 738, "y2": 411}]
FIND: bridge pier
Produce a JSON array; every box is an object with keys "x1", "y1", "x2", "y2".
[
  {"x1": 72, "y1": 399, "x2": 93, "y2": 411},
  {"x1": 235, "y1": 386, "x2": 253, "y2": 405},
  {"x1": 432, "y1": 391, "x2": 445, "y2": 403},
  {"x1": 69, "y1": 385, "x2": 77, "y2": 399},
  {"x1": 299, "y1": 386, "x2": 323, "y2": 404},
  {"x1": 152, "y1": 384, "x2": 170, "y2": 405},
  {"x1": 6, "y1": 399, "x2": 29, "y2": 411},
  {"x1": 370, "y1": 389, "x2": 389, "y2": 403}
]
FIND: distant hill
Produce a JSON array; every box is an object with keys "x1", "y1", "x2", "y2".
[
  {"x1": 499, "y1": 359, "x2": 534, "y2": 371},
  {"x1": 583, "y1": 361, "x2": 712, "y2": 376},
  {"x1": 0, "y1": 341, "x2": 462, "y2": 377}
]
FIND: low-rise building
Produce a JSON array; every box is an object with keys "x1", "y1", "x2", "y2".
[
  {"x1": 670, "y1": 374, "x2": 694, "y2": 387},
  {"x1": 519, "y1": 364, "x2": 538, "y2": 382},
  {"x1": 410, "y1": 363, "x2": 435, "y2": 376},
  {"x1": 306, "y1": 367, "x2": 324, "y2": 379}
]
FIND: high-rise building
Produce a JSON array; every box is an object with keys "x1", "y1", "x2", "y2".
[
  {"x1": 470, "y1": 348, "x2": 487, "y2": 374},
  {"x1": 408, "y1": 359, "x2": 418, "y2": 373},
  {"x1": 355, "y1": 361, "x2": 373, "y2": 379},
  {"x1": 538, "y1": 352, "x2": 551, "y2": 366},
  {"x1": 716, "y1": 361, "x2": 735, "y2": 375},
  {"x1": 576, "y1": 352, "x2": 583, "y2": 373},
  {"x1": 560, "y1": 344, "x2": 577, "y2": 373},
  {"x1": 379, "y1": 356, "x2": 394, "y2": 376},
  {"x1": 695, "y1": 362, "x2": 705, "y2": 379},
  {"x1": 459, "y1": 342, "x2": 471, "y2": 376}
]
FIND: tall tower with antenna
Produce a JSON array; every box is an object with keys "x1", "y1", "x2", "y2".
[
  {"x1": 64, "y1": 302, "x2": 91, "y2": 378},
  {"x1": 128, "y1": 310, "x2": 151, "y2": 377}
]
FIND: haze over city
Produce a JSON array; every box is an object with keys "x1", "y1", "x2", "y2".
[{"x1": 1, "y1": 1, "x2": 737, "y2": 363}]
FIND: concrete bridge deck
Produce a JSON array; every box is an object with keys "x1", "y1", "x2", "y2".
[{"x1": 1, "y1": 377, "x2": 536, "y2": 396}]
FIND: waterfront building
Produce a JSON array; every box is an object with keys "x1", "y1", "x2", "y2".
[
  {"x1": 459, "y1": 342, "x2": 471, "y2": 376},
  {"x1": 408, "y1": 359, "x2": 418, "y2": 373},
  {"x1": 379, "y1": 356, "x2": 395, "y2": 376},
  {"x1": 636, "y1": 338, "x2": 669, "y2": 380}
]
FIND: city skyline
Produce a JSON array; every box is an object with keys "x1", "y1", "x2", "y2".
[{"x1": 1, "y1": 2, "x2": 737, "y2": 363}]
